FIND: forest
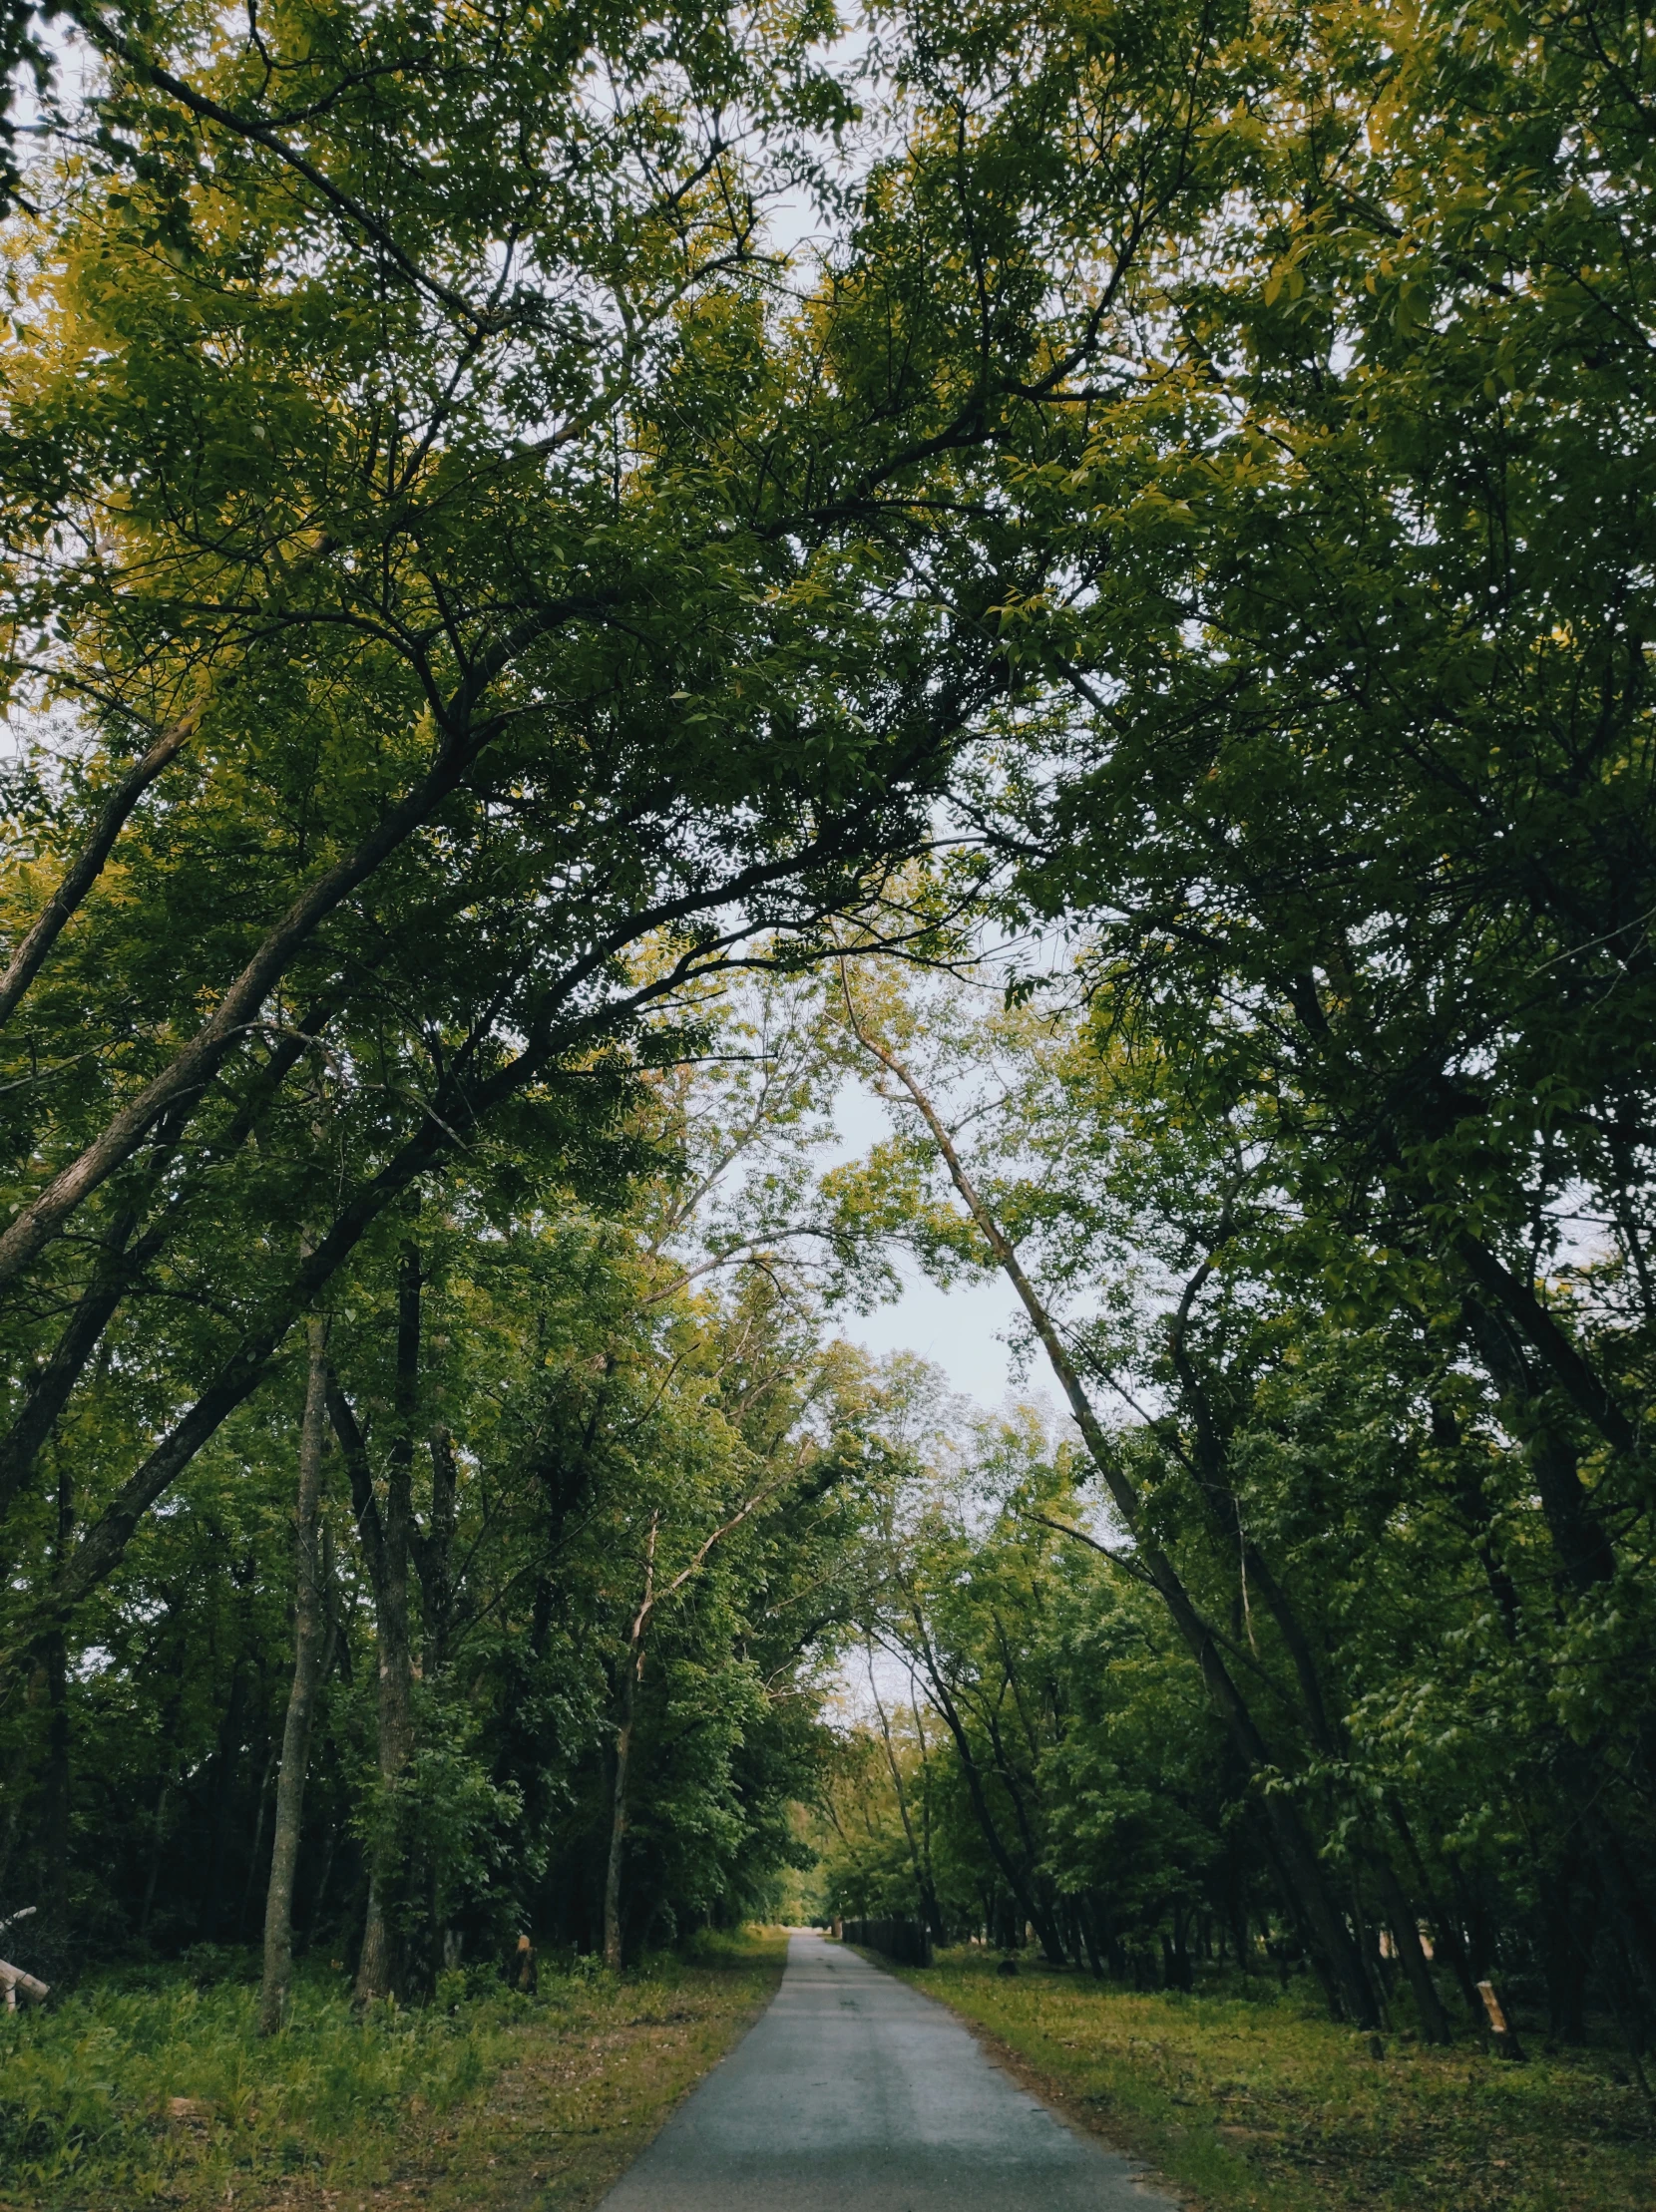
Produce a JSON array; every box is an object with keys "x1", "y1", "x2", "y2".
[{"x1": 0, "y1": 0, "x2": 1654, "y2": 2202}]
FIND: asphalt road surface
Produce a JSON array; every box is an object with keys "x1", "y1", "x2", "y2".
[{"x1": 598, "y1": 1930, "x2": 1175, "y2": 2211}]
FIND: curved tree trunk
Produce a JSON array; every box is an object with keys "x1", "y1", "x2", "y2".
[
  {"x1": 258, "y1": 1311, "x2": 329, "y2": 2034},
  {"x1": 353, "y1": 1242, "x2": 421, "y2": 2004}
]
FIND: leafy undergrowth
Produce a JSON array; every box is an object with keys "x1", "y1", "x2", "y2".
[
  {"x1": 897, "y1": 1950, "x2": 1656, "y2": 2212},
  {"x1": 0, "y1": 1928, "x2": 786, "y2": 2210}
]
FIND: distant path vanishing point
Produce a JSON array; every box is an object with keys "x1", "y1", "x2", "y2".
[{"x1": 597, "y1": 1930, "x2": 1176, "y2": 2211}]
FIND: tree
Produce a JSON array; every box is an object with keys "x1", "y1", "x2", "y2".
[
  {"x1": 257, "y1": 1302, "x2": 329, "y2": 2032},
  {"x1": 0, "y1": 978, "x2": 896, "y2": 1985},
  {"x1": 779, "y1": 0, "x2": 1656, "y2": 2040},
  {"x1": 816, "y1": 948, "x2": 1655, "y2": 2038}
]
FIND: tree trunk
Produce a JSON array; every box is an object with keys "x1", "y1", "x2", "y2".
[
  {"x1": 138, "y1": 1782, "x2": 170, "y2": 1936},
  {"x1": 0, "y1": 1211, "x2": 140, "y2": 1532},
  {"x1": 1394, "y1": 1804, "x2": 1486, "y2": 2028},
  {"x1": 421, "y1": 1424, "x2": 458, "y2": 1672},
  {"x1": 1367, "y1": 1846, "x2": 1451, "y2": 2043},
  {"x1": 238, "y1": 1736, "x2": 278, "y2": 1939},
  {"x1": 327, "y1": 1354, "x2": 416, "y2": 2003},
  {"x1": 39, "y1": 1628, "x2": 69, "y2": 1918},
  {"x1": 259, "y1": 1313, "x2": 329, "y2": 2034},
  {"x1": 37, "y1": 1456, "x2": 74, "y2": 1918},
  {"x1": 1461, "y1": 1298, "x2": 1617, "y2": 1592},
  {"x1": 605, "y1": 1517, "x2": 656, "y2": 1973},
  {"x1": 350, "y1": 1241, "x2": 422, "y2": 2004},
  {"x1": 355, "y1": 1528, "x2": 413, "y2": 2002},
  {"x1": 1209, "y1": 1501, "x2": 1438, "y2": 2035},
  {"x1": 0, "y1": 714, "x2": 198, "y2": 1032},
  {"x1": 422, "y1": 1426, "x2": 456, "y2": 1987},
  {"x1": 202, "y1": 1656, "x2": 249, "y2": 1944},
  {"x1": 603, "y1": 1675, "x2": 637, "y2": 1974}
]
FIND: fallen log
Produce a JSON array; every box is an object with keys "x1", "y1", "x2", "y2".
[{"x1": 0, "y1": 1957, "x2": 50, "y2": 2011}]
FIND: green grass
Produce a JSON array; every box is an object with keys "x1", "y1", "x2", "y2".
[
  {"x1": 896, "y1": 1950, "x2": 1656, "y2": 2212},
  {"x1": 0, "y1": 1929, "x2": 786, "y2": 2210}
]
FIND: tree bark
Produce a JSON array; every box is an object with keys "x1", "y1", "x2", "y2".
[
  {"x1": 1453, "y1": 1230, "x2": 1636, "y2": 1459},
  {"x1": 0, "y1": 709, "x2": 489, "y2": 1292},
  {"x1": 0, "y1": 1211, "x2": 141, "y2": 1530},
  {"x1": 1461, "y1": 1298, "x2": 1617, "y2": 1590},
  {"x1": 39, "y1": 1629, "x2": 69, "y2": 1918},
  {"x1": 358, "y1": 1573, "x2": 413, "y2": 1999},
  {"x1": 259, "y1": 1311, "x2": 330, "y2": 2034},
  {"x1": 1171, "y1": 1343, "x2": 1448, "y2": 2038},
  {"x1": 203, "y1": 1661, "x2": 248, "y2": 1942},
  {"x1": 418, "y1": 1420, "x2": 460, "y2": 1987},
  {"x1": 353, "y1": 1244, "x2": 422, "y2": 2000},
  {"x1": 327, "y1": 1357, "x2": 415, "y2": 2006},
  {"x1": 417, "y1": 1424, "x2": 458, "y2": 1672},
  {"x1": 605, "y1": 1516, "x2": 655, "y2": 1973},
  {"x1": 38, "y1": 1456, "x2": 73, "y2": 1918}
]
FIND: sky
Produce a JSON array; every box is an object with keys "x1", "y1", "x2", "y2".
[
  {"x1": 819, "y1": 1078, "x2": 1028, "y2": 1411},
  {"x1": 840, "y1": 1251, "x2": 1024, "y2": 1407}
]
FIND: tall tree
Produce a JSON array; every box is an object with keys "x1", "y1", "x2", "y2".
[{"x1": 257, "y1": 1304, "x2": 329, "y2": 2033}]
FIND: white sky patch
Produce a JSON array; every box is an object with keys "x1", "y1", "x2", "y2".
[
  {"x1": 821, "y1": 1077, "x2": 1045, "y2": 1414},
  {"x1": 839, "y1": 1245, "x2": 1025, "y2": 1408}
]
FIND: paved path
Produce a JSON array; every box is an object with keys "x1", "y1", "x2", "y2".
[{"x1": 598, "y1": 1931, "x2": 1175, "y2": 2211}]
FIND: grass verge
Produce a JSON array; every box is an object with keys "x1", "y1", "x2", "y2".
[
  {"x1": 0, "y1": 1928, "x2": 785, "y2": 2211},
  {"x1": 894, "y1": 1949, "x2": 1656, "y2": 2212}
]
